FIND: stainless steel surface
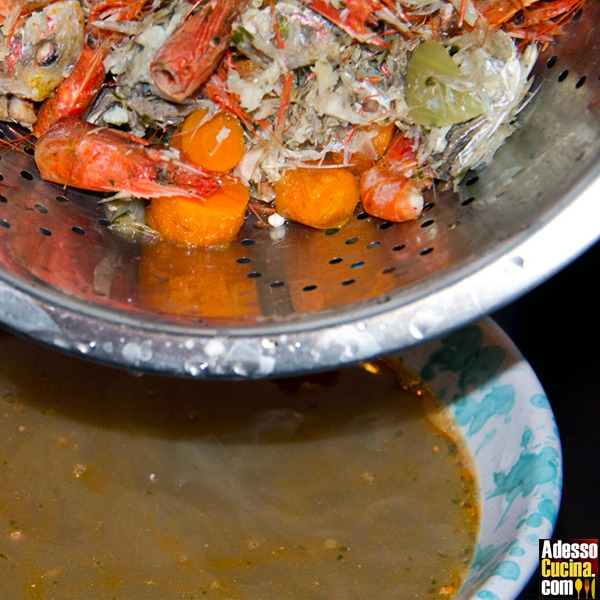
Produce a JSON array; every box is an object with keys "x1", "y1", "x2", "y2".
[{"x1": 1, "y1": 6, "x2": 599, "y2": 378}]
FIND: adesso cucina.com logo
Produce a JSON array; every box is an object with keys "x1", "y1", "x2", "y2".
[{"x1": 539, "y1": 539, "x2": 598, "y2": 599}]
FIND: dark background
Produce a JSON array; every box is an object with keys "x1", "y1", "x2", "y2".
[{"x1": 492, "y1": 241, "x2": 600, "y2": 599}]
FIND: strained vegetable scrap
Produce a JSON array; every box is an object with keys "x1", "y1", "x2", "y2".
[{"x1": 0, "y1": 0, "x2": 586, "y2": 246}]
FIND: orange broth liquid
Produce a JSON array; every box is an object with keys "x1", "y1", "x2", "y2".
[{"x1": 0, "y1": 335, "x2": 479, "y2": 599}]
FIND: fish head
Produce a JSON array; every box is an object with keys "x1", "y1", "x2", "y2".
[{"x1": 0, "y1": 0, "x2": 85, "y2": 102}]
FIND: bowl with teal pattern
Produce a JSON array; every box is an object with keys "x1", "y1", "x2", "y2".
[{"x1": 403, "y1": 318, "x2": 562, "y2": 600}]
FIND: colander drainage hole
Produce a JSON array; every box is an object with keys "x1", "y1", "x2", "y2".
[
  {"x1": 237, "y1": 257, "x2": 251, "y2": 264},
  {"x1": 38, "y1": 227, "x2": 51, "y2": 237},
  {"x1": 247, "y1": 272, "x2": 261, "y2": 279},
  {"x1": 34, "y1": 204, "x2": 48, "y2": 214},
  {"x1": 462, "y1": 197, "x2": 475, "y2": 206},
  {"x1": 420, "y1": 219, "x2": 434, "y2": 228},
  {"x1": 55, "y1": 195, "x2": 68, "y2": 204},
  {"x1": 270, "y1": 281, "x2": 285, "y2": 288},
  {"x1": 547, "y1": 55, "x2": 558, "y2": 69},
  {"x1": 0, "y1": 195, "x2": 7, "y2": 203},
  {"x1": 356, "y1": 211, "x2": 369, "y2": 220},
  {"x1": 342, "y1": 278, "x2": 355, "y2": 286},
  {"x1": 575, "y1": 75, "x2": 586, "y2": 89},
  {"x1": 351, "y1": 261, "x2": 365, "y2": 269},
  {"x1": 558, "y1": 69, "x2": 569, "y2": 82},
  {"x1": 393, "y1": 244, "x2": 405, "y2": 252},
  {"x1": 382, "y1": 266, "x2": 396, "y2": 274},
  {"x1": 0, "y1": 218, "x2": 9, "y2": 228},
  {"x1": 98, "y1": 218, "x2": 110, "y2": 227},
  {"x1": 420, "y1": 247, "x2": 434, "y2": 256},
  {"x1": 329, "y1": 257, "x2": 343, "y2": 265},
  {"x1": 345, "y1": 236, "x2": 360, "y2": 245},
  {"x1": 240, "y1": 238, "x2": 255, "y2": 246},
  {"x1": 465, "y1": 175, "x2": 479, "y2": 186},
  {"x1": 303, "y1": 284, "x2": 317, "y2": 292},
  {"x1": 72, "y1": 226, "x2": 85, "y2": 235},
  {"x1": 20, "y1": 170, "x2": 34, "y2": 181},
  {"x1": 367, "y1": 241, "x2": 381, "y2": 249}
]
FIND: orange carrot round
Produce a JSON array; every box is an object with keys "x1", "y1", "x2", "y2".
[
  {"x1": 146, "y1": 180, "x2": 249, "y2": 247},
  {"x1": 274, "y1": 167, "x2": 360, "y2": 229},
  {"x1": 175, "y1": 108, "x2": 245, "y2": 173}
]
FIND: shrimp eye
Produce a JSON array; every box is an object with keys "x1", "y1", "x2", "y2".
[
  {"x1": 86, "y1": 31, "x2": 99, "y2": 49},
  {"x1": 35, "y1": 41, "x2": 59, "y2": 66}
]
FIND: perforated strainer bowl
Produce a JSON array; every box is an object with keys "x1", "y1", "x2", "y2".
[{"x1": 1, "y1": 5, "x2": 599, "y2": 378}]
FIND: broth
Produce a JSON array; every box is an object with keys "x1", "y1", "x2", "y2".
[{"x1": 0, "y1": 335, "x2": 479, "y2": 599}]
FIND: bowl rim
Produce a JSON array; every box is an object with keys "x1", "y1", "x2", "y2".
[{"x1": 401, "y1": 318, "x2": 563, "y2": 600}]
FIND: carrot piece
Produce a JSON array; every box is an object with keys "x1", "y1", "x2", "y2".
[
  {"x1": 274, "y1": 167, "x2": 360, "y2": 229},
  {"x1": 174, "y1": 108, "x2": 245, "y2": 172},
  {"x1": 146, "y1": 180, "x2": 249, "y2": 247},
  {"x1": 371, "y1": 123, "x2": 397, "y2": 156}
]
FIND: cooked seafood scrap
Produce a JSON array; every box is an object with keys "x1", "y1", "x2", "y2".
[
  {"x1": 35, "y1": 116, "x2": 222, "y2": 199},
  {"x1": 425, "y1": 28, "x2": 538, "y2": 178},
  {"x1": 88, "y1": 0, "x2": 191, "y2": 133},
  {"x1": 0, "y1": 93, "x2": 37, "y2": 125},
  {"x1": 232, "y1": 0, "x2": 344, "y2": 71},
  {"x1": 226, "y1": 0, "x2": 539, "y2": 192},
  {"x1": 27, "y1": 0, "x2": 575, "y2": 247},
  {"x1": 0, "y1": 0, "x2": 85, "y2": 103},
  {"x1": 228, "y1": 2, "x2": 416, "y2": 178},
  {"x1": 149, "y1": 0, "x2": 245, "y2": 102},
  {"x1": 90, "y1": 0, "x2": 245, "y2": 134},
  {"x1": 231, "y1": 0, "x2": 412, "y2": 117}
]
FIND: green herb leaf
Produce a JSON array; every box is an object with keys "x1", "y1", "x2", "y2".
[{"x1": 406, "y1": 40, "x2": 484, "y2": 128}]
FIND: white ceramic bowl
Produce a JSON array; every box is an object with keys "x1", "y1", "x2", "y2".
[{"x1": 403, "y1": 318, "x2": 562, "y2": 600}]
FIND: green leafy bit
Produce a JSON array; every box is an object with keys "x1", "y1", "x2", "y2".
[
  {"x1": 232, "y1": 26, "x2": 254, "y2": 45},
  {"x1": 406, "y1": 40, "x2": 484, "y2": 128}
]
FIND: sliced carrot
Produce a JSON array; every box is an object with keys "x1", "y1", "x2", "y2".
[
  {"x1": 274, "y1": 167, "x2": 360, "y2": 229},
  {"x1": 146, "y1": 180, "x2": 249, "y2": 247},
  {"x1": 175, "y1": 108, "x2": 245, "y2": 173}
]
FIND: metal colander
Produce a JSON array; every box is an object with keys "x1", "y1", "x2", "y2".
[{"x1": 0, "y1": 4, "x2": 599, "y2": 378}]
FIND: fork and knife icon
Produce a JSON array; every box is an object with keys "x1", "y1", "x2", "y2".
[{"x1": 575, "y1": 578, "x2": 595, "y2": 599}]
